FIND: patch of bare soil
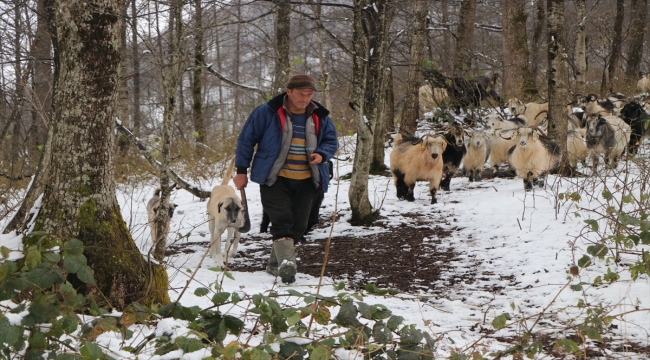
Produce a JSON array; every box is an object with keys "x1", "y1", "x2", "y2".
[{"x1": 221, "y1": 212, "x2": 467, "y2": 295}]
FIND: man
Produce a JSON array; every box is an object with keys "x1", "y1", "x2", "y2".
[{"x1": 234, "y1": 74, "x2": 338, "y2": 284}]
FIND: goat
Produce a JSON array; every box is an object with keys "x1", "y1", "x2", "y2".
[
  {"x1": 637, "y1": 74, "x2": 650, "y2": 93},
  {"x1": 390, "y1": 133, "x2": 447, "y2": 204},
  {"x1": 487, "y1": 129, "x2": 519, "y2": 174},
  {"x1": 567, "y1": 128, "x2": 589, "y2": 168},
  {"x1": 608, "y1": 93, "x2": 628, "y2": 111},
  {"x1": 504, "y1": 127, "x2": 562, "y2": 191},
  {"x1": 505, "y1": 98, "x2": 548, "y2": 126},
  {"x1": 619, "y1": 101, "x2": 650, "y2": 155},
  {"x1": 419, "y1": 84, "x2": 449, "y2": 113},
  {"x1": 423, "y1": 69, "x2": 501, "y2": 114},
  {"x1": 463, "y1": 130, "x2": 491, "y2": 182},
  {"x1": 485, "y1": 113, "x2": 528, "y2": 130},
  {"x1": 146, "y1": 185, "x2": 179, "y2": 247},
  {"x1": 440, "y1": 124, "x2": 468, "y2": 191},
  {"x1": 574, "y1": 94, "x2": 616, "y2": 120},
  {"x1": 585, "y1": 115, "x2": 631, "y2": 169}
]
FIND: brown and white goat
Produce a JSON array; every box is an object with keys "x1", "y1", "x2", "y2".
[
  {"x1": 419, "y1": 84, "x2": 449, "y2": 112},
  {"x1": 637, "y1": 74, "x2": 650, "y2": 93},
  {"x1": 505, "y1": 98, "x2": 548, "y2": 127},
  {"x1": 504, "y1": 127, "x2": 562, "y2": 191},
  {"x1": 463, "y1": 130, "x2": 491, "y2": 182},
  {"x1": 390, "y1": 133, "x2": 447, "y2": 204},
  {"x1": 585, "y1": 115, "x2": 631, "y2": 169}
]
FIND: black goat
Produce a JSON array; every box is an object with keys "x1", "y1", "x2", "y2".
[
  {"x1": 423, "y1": 69, "x2": 502, "y2": 114},
  {"x1": 619, "y1": 102, "x2": 650, "y2": 155},
  {"x1": 440, "y1": 124, "x2": 468, "y2": 191}
]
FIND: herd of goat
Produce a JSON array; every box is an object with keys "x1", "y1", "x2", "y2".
[{"x1": 391, "y1": 91, "x2": 650, "y2": 203}]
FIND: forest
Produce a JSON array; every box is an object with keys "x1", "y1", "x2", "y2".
[{"x1": 1, "y1": 0, "x2": 650, "y2": 358}]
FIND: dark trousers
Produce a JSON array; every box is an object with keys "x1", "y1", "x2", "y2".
[{"x1": 260, "y1": 177, "x2": 320, "y2": 242}]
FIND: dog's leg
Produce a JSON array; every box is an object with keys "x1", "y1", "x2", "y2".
[
  {"x1": 208, "y1": 215, "x2": 216, "y2": 259},
  {"x1": 228, "y1": 228, "x2": 240, "y2": 258},
  {"x1": 213, "y1": 219, "x2": 228, "y2": 268}
]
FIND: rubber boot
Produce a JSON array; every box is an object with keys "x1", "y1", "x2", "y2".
[
  {"x1": 273, "y1": 237, "x2": 297, "y2": 284},
  {"x1": 266, "y1": 247, "x2": 279, "y2": 276}
]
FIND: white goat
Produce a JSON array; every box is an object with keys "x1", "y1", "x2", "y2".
[
  {"x1": 505, "y1": 127, "x2": 562, "y2": 191},
  {"x1": 505, "y1": 98, "x2": 548, "y2": 126},
  {"x1": 567, "y1": 128, "x2": 589, "y2": 168},
  {"x1": 463, "y1": 130, "x2": 491, "y2": 182}
]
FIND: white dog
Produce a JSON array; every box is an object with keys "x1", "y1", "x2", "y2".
[
  {"x1": 146, "y1": 185, "x2": 178, "y2": 245},
  {"x1": 207, "y1": 156, "x2": 244, "y2": 267}
]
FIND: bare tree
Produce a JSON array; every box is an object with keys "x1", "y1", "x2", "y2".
[
  {"x1": 603, "y1": 0, "x2": 624, "y2": 93},
  {"x1": 625, "y1": 0, "x2": 647, "y2": 82},
  {"x1": 547, "y1": 0, "x2": 570, "y2": 175},
  {"x1": 454, "y1": 0, "x2": 477, "y2": 76},
  {"x1": 29, "y1": 0, "x2": 53, "y2": 149},
  {"x1": 502, "y1": 0, "x2": 536, "y2": 98},
  {"x1": 272, "y1": 0, "x2": 291, "y2": 94},
  {"x1": 574, "y1": 0, "x2": 587, "y2": 94},
  {"x1": 130, "y1": 0, "x2": 141, "y2": 133},
  {"x1": 192, "y1": 0, "x2": 206, "y2": 144},
  {"x1": 399, "y1": 0, "x2": 427, "y2": 137},
  {"x1": 530, "y1": 0, "x2": 546, "y2": 89},
  {"x1": 30, "y1": 0, "x2": 169, "y2": 309}
]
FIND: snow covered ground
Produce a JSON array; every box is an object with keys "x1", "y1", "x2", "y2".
[{"x1": 3, "y1": 132, "x2": 650, "y2": 359}]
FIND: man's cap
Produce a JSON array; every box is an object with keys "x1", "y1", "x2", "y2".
[{"x1": 287, "y1": 74, "x2": 318, "y2": 91}]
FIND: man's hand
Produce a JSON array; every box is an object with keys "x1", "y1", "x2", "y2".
[
  {"x1": 310, "y1": 153, "x2": 323, "y2": 165},
  {"x1": 233, "y1": 174, "x2": 248, "y2": 190}
]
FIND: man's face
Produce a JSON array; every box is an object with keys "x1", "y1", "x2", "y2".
[{"x1": 286, "y1": 88, "x2": 314, "y2": 110}]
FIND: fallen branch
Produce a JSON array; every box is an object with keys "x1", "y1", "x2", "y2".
[{"x1": 115, "y1": 119, "x2": 211, "y2": 199}]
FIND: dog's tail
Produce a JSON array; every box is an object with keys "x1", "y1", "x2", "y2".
[{"x1": 221, "y1": 155, "x2": 236, "y2": 186}]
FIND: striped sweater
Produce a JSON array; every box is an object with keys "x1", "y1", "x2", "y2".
[{"x1": 278, "y1": 110, "x2": 311, "y2": 180}]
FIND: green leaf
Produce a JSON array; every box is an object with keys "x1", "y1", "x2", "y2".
[
  {"x1": 43, "y1": 252, "x2": 60, "y2": 263},
  {"x1": 25, "y1": 246, "x2": 41, "y2": 269},
  {"x1": 63, "y1": 254, "x2": 87, "y2": 273},
  {"x1": 370, "y1": 304, "x2": 392, "y2": 320},
  {"x1": 587, "y1": 244, "x2": 608, "y2": 258},
  {"x1": 400, "y1": 327, "x2": 423, "y2": 345},
  {"x1": 212, "y1": 292, "x2": 231, "y2": 304},
  {"x1": 570, "y1": 284, "x2": 582, "y2": 291},
  {"x1": 287, "y1": 312, "x2": 301, "y2": 326},
  {"x1": 584, "y1": 219, "x2": 599, "y2": 232},
  {"x1": 0, "y1": 316, "x2": 23, "y2": 346},
  {"x1": 80, "y1": 341, "x2": 104, "y2": 359},
  {"x1": 77, "y1": 265, "x2": 96, "y2": 285},
  {"x1": 372, "y1": 322, "x2": 392, "y2": 344},
  {"x1": 641, "y1": 231, "x2": 650, "y2": 244},
  {"x1": 25, "y1": 264, "x2": 64, "y2": 290},
  {"x1": 309, "y1": 344, "x2": 330, "y2": 360},
  {"x1": 554, "y1": 339, "x2": 581, "y2": 354},
  {"x1": 231, "y1": 292, "x2": 241, "y2": 304},
  {"x1": 0, "y1": 246, "x2": 10, "y2": 259},
  {"x1": 357, "y1": 302, "x2": 372, "y2": 319},
  {"x1": 333, "y1": 281, "x2": 345, "y2": 290},
  {"x1": 224, "y1": 315, "x2": 244, "y2": 335},
  {"x1": 602, "y1": 190, "x2": 613, "y2": 201},
  {"x1": 223, "y1": 271, "x2": 235, "y2": 280},
  {"x1": 492, "y1": 313, "x2": 510, "y2": 330},
  {"x1": 0, "y1": 264, "x2": 6, "y2": 281},
  {"x1": 28, "y1": 331, "x2": 47, "y2": 349},
  {"x1": 365, "y1": 283, "x2": 377, "y2": 293},
  {"x1": 64, "y1": 239, "x2": 84, "y2": 256},
  {"x1": 578, "y1": 255, "x2": 592, "y2": 268},
  {"x1": 286, "y1": 289, "x2": 304, "y2": 297},
  {"x1": 194, "y1": 287, "x2": 209, "y2": 297},
  {"x1": 386, "y1": 315, "x2": 404, "y2": 331},
  {"x1": 175, "y1": 337, "x2": 204, "y2": 353}
]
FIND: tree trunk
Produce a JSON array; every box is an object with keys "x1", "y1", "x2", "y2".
[
  {"x1": 349, "y1": 0, "x2": 376, "y2": 225},
  {"x1": 30, "y1": 0, "x2": 169, "y2": 310},
  {"x1": 272, "y1": 0, "x2": 291, "y2": 94},
  {"x1": 530, "y1": 0, "x2": 545, "y2": 87},
  {"x1": 130, "y1": 0, "x2": 141, "y2": 134},
  {"x1": 399, "y1": 0, "x2": 427, "y2": 137},
  {"x1": 502, "y1": 0, "x2": 536, "y2": 98},
  {"x1": 29, "y1": 0, "x2": 53, "y2": 150},
  {"x1": 153, "y1": 0, "x2": 184, "y2": 261},
  {"x1": 313, "y1": 0, "x2": 332, "y2": 110},
  {"x1": 625, "y1": 0, "x2": 647, "y2": 82},
  {"x1": 116, "y1": 0, "x2": 129, "y2": 129},
  {"x1": 454, "y1": 0, "x2": 477, "y2": 76},
  {"x1": 604, "y1": 0, "x2": 624, "y2": 93},
  {"x1": 382, "y1": 66, "x2": 395, "y2": 134},
  {"x1": 574, "y1": 0, "x2": 587, "y2": 94},
  {"x1": 547, "y1": 0, "x2": 570, "y2": 175},
  {"x1": 192, "y1": 0, "x2": 206, "y2": 145},
  {"x1": 441, "y1": 1, "x2": 452, "y2": 73}
]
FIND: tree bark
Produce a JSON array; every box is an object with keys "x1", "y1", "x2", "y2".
[
  {"x1": 604, "y1": 0, "x2": 624, "y2": 93},
  {"x1": 574, "y1": 0, "x2": 587, "y2": 94},
  {"x1": 29, "y1": 0, "x2": 53, "y2": 150},
  {"x1": 547, "y1": 0, "x2": 570, "y2": 175},
  {"x1": 192, "y1": 0, "x2": 206, "y2": 144},
  {"x1": 530, "y1": 0, "x2": 546, "y2": 87},
  {"x1": 382, "y1": 66, "x2": 395, "y2": 134},
  {"x1": 130, "y1": 0, "x2": 141, "y2": 134},
  {"x1": 399, "y1": 0, "x2": 427, "y2": 137},
  {"x1": 454, "y1": 0, "x2": 477, "y2": 76},
  {"x1": 272, "y1": 0, "x2": 291, "y2": 94},
  {"x1": 349, "y1": 0, "x2": 376, "y2": 225},
  {"x1": 625, "y1": 0, "x2": 647, "y2": 82},
  {"x1": 116, "y1": 0, "x2": 130, "y2": 130},
  {"x1": 313, "y1": 0, "x2": 333, "y2": 110},
  {"x1": 502, "y1": 0, "x2": 536, "y2": 98},
  {"x1": 30, "y1": 0, "x2": 169, "y2": 310}
]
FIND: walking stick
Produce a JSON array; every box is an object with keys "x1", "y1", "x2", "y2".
[{"x1": 238, "y1": 187, "x2": 251, "y2": 233}]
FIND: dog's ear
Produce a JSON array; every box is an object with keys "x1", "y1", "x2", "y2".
[{"x1": 218, "y1": 202, "x2": 223, "y2": 213}]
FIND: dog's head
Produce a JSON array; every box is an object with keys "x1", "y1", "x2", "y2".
[{"x1": 218, "y1": 198, "x2": 242, "y2": 224}]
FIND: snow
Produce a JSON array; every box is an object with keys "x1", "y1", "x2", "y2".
[{"x1": 2, "y1": 131, "x2": 650, "y2": 358}]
